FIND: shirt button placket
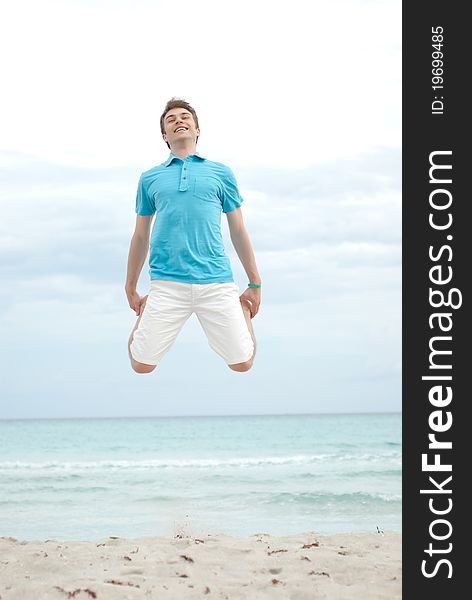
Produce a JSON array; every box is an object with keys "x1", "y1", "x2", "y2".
[{"x1": 179, "y1": 160, "x2": 188, "y2": 192}]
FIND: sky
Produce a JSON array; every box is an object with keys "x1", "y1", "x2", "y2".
[{"x1": 0, "y1": 0, "x2": 401, "y2": 419}]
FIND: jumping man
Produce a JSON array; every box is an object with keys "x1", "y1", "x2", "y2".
[{"x1": 125, "y1": 98, "x2": 261, "y2": 374}]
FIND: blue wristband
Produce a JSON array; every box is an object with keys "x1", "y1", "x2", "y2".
[{"x1": 248, "y1": 283, "x2": 261, "y2": 289}]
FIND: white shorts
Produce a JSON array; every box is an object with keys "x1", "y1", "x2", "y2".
[{"x1": 129, "y1": 280, "x2": 254, "y2": 366}]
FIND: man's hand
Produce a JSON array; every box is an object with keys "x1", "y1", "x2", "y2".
[
  {"x1": 239, "y1": 287, "x2": 261, "y2": 319},
  {"x1": 126, "y1": 288, "x2": 148, "y2": 316}
]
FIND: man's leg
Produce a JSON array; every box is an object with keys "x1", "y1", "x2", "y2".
[
  {"x1": 128, "y1": 281, "x2": 193, "y2": 374},
  {"x1": 228, "y1": 299, "x2": 257, "y2": 372},
  {"x1": 195, "y1": 284, "x2": 256, "y2": 372},
  {"x1": 128, "y1": 312, "x2": 156, "y2": 374}
]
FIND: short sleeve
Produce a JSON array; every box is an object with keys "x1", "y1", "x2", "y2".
[
  {"x1": 220, "y1": 167, "x2": 244, "y2": 213},
  {"x1": 135, "y1": 175, "x2": 156, "y2": 216}
]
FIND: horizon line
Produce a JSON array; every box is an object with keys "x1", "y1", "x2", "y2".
[{"x1": 0, "y1": 411, "x2": 401, "y2": 422}]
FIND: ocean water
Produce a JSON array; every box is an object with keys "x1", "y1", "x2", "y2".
[{"x1": 0, "y1": 413, "x2": 401, "y2": 541}]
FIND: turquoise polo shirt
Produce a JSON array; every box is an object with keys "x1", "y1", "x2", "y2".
[{"x1": 135, "y1": 152, "x2": 244, "y2": 284}]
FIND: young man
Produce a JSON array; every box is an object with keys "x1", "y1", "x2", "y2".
[{"x1": 125, "y1": 98, "x2": 261, "y2": 374}]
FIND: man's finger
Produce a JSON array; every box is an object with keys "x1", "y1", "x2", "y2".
[{"x1": 139, "y1": 296, "x2": 148, "y2": 315}]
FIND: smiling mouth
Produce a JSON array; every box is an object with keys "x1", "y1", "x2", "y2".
[{"x1": 174, "y1": 127, "x2": 188, "y2": 133}]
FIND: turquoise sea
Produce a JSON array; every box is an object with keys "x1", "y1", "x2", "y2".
[{"x1": 0, "y1": 413, "x2": 401, "y2": 541}]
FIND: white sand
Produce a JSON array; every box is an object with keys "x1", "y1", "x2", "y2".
[{"x1": 0, "y1": 531, "x2": 401, "y2": 599}]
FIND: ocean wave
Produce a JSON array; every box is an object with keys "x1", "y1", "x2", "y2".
[
  {"x1": 0, "y1": 498, "x2": 77, "y2": 506},
  {"x1": 0, "y1": 452, "x2": 401, "y2": 473},
  {"x1": 262, "y1": 491, "x2": 402, "y2": 505},
  {"x1": 343, "y1": 469, "x2": 402, "y2": 478},
  {"x1": 8, "y1": 485, "x2": 110, "y2": 494},
  {"x1": 293, "y1": 469, "x2": 402, "y2": 480},
  {"x1": 132, "y1": 490, "x2": 402, "y2": 506}
]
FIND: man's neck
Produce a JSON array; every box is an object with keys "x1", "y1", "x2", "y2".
[{"x1": 170, "y1": 144, "x2": 197, "y2": 160}]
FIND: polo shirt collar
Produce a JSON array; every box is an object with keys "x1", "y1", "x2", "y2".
[{"x1": 164, "y1": 152, "x2": 206, "y2": 167}]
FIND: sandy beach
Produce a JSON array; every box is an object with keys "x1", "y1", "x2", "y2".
[{"x1": 0, "y1": 531, "x2": 401, "y2": 599}]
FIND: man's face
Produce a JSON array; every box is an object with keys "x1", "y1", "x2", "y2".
[{"x1": 162, "y1": 108, "x2": 199, "y2": 148}]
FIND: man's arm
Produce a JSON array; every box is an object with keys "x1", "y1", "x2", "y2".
[
  {"x1": 226, "y1": 208, "x2": 261, "y2": 317},
  {"x1": 125, "y1": 215, "x2": 153, "y2": 316}
]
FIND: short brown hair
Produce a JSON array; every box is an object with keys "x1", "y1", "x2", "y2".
[{"x1": 160, "y1": 97, "x2": 200, "y2": 149}]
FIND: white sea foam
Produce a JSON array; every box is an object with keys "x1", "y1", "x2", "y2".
[{"x1": 0, "y1": 452, "x2": 401, "y2": 473}]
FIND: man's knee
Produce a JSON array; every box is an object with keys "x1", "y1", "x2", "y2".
[
  {"x1": 228, "y1": 359, "x2": 253, "y2": 372},
  {"x1": 128, "y1": 345, "x2": 156, "y2": 374},
  {"x1": 128, "y1": 336, "x2": 155, "y2": 373},
  {"x1": 131, "y1": 358, "x2": 156, "y2": 374}
]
